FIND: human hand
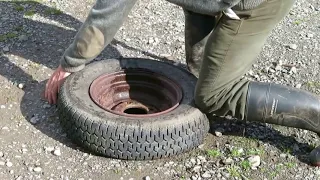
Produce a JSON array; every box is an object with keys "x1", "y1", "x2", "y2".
[{"x1": 45, "y1": 65, "x2": 71, "y2": 104}]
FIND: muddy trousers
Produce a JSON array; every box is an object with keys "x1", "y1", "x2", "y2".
[{"x1": 184, "y1": 0, "x2": 320, "y2": 135}]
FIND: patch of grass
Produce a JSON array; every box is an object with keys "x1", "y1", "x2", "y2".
[
  {"x1": 230, "y1": 148, "x2": 243, "y2": 157},
  {"x1": 6, "y1": 32, "x2": 17, "y2": 38},
  {"x1": 284, "y1": 161, "x2": 296, "y2": 168},
  {"x1": 246, "y1": 148, "x2": 265, "y2": 155},
  {"x1": 240, "y1": 159, "x2": 251, "y2": 171},
  {"x1": 0, "y1": 35, "x2": 5, "y2": 42},
  {"x1": 44, "y1": 7, "x2": 62, "y2": 15},
  {"x1": 13, "y1": 0, "x2": 43, "y2": 3},
  {"x1": 310, "y1": 142, "x2": 318, "y2": 149},
  {"x1": 0, "y1": 32, "x2": 18, "y2": 42},
  {"x1": 24, "y1": 10, "x2": 35, "y2": 16},
  {"x1": 293, "y1": 20, "x2": 302, "y2": 25},
  {"x1": 15, "y1": 4, "x2": 24, "y2": 11},
  {"x1": 269, "y1": 171, "x2": 278, "y2": 179},
  {"x1": 235, "y1": 137, "x2": 260, "y2": 147},
  {"x1": 259, "y1": 167, "x2": 266, "y2": 173},
  {"x1": 207, "y1": 149, "x2": 221, "y2": 158},
  {"x1": 113, "y1": 169, "x2": 120, "y2": 174},
  {"x1": 15, "y1": 25, "x2": 24, "y2": 32},
  {"x1": 268, "y1": 164, "x2": 283, "y2": 179},
  {"x1": 29, "y1": 62, "x2": 40, "y2": 69},
  {"x1": 306, "y1": 81, "x2": 320, "y2": 88},
  {"x1": 275, "y1": 164, "x2": 283, "y2": 171},
  {"x1": 5, "y1": 96, "x2": 15, "y2": 104},
  {"x1": 227, "y1": 166, "x2": 241, "y2": 177}
]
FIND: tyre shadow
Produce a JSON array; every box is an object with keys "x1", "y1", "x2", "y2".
[
  {"x1": 0, "y1": 1, "x2": 123, "y2": 150},
  {"x1": 207, "y1": 116, "x2": 314, "y2": 165}
]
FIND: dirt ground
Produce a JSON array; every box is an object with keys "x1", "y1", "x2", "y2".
[{"x1": 1, "y1": 0, "x2": 320, "y2": 180}]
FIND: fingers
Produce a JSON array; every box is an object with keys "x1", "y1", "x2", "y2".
[
  {"x1": 44, "y1": 66, "x2": 71, "y2": 105},
  {"x1": 51, "y1": 87, "x2": 57, "y2": 104},
  {"x1": 45, "y1": 73, "x2": 58, "y2": 104},
  {"x1": 45, "y1": 77, "x2": 52, "y2": 104}
]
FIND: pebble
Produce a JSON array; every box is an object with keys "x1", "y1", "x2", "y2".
[
  {"x1": 217, "y1": 173, "x2": 222, "y2": 178},
  {"x1": 222, "y1": 172, "x2": 230, "y2": 178},
  {"x1": 190, "y1": 158, "x2": 196, "y2": 165},
  {"x1": 269, "y1": 68, "x2": 275, "y2": 73},
  {"x1": 18, "y1": 83, "x2": 25, "y2": 89},
  {"x1": 247, "y1": 155, "x2": 261, "y2": 169},
  {"x1": 202, "y1": 171, "x2": 211, "y2": 178},
  {"x1": 44, "y1": 146, "x2": 55, "y2": 152},
  {"x1": 143, "y1": 176, "x2": 151, "y2": 180},
  {"x1": 280, "y1": 153, "x2": 287, "y2": 158},
  {"x1": 22, "y1": 148, "x2": 28, "y2": 153},
  {"x1": 30, "y1": 116, "x2": 40, "y2": 124},
  {"x1": 293, "y1": 144, "x2": 300, "y2": 152},
  {"x1": 290, "y1": 67, "x2": 297, "y2": 74},
  {"x1": 43, "y1": 104, "x2": 51, "y2": 109},
  {"x1": 0, "y1": 151, "x2": 3, "y2": 157},
  {"x1": 198, "y1": 144, "x2": 205, "y2": 149},
  {"x1": 287, "y1": 44, "x2": 298, "y2": 50},
  {"x1": 6, "y1": 161, "x2": 13, "y2": 167},
  {"x1": 197, "y1": 156, "x2": 206, "y2": 162},
  {"x1": 237, "y1": 148, "x2": 244, "y2": 154},
  {"x1": 223, "y1": 158, "x2": 234, "y2": 165},
  {"x1": 0, "y1": 105, "x2": 5, "y2": 109},
  {"x1": 53, "y1": 148, "x2": 61, "y2": 156},
  {"x1": 306, "y1": 33, "x2": 314, "y2": 38},
  {"x1": 275, "y1": 65, "x2": 282, "y2": 71},
  {"x1": 214, "y1": 131, "x2": 223, "y2": 137},
  {"x1": 296, "y1": 84, "x2": 302, "y2": 88},
  {"x1": 33, "y1": 167, "x2": 42, "y2": 172},
  {"x1": 18, "y1": 35, "x2": 28, "y2": 41},
  {"x1": 3, "y1": 46, "x2": 9, "y2": 52},
  {"x1": 148, "y1": 38, "x2": 154, "y2": 44},
  {"x1": 0, "y1": 161, "x2": 5, "y2": 166},
  {"x1": 193, "y1": 165, "x2": 201, "y2": 172}
]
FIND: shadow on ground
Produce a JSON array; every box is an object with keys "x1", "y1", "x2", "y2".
[
  {"x1": 0, "y1": 1, "x2": 123, "y2": 150},
  {"x1": 0, "y1": 0, "x2": 314, "y2": 165},
  {"x1": 0, "y1": 1, "x2": 177, "y2": 153},
  {"x1": 208, "y1": 116, "x2": 314, "y2": 165}
]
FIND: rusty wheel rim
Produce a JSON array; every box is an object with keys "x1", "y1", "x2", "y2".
[{"x1": 89, "y1": 68, "x2": 183, "y2": 117}]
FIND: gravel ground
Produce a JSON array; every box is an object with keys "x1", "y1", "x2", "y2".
[{"x1": 1, "y1": 0, "x2": 320, "y2": 180}]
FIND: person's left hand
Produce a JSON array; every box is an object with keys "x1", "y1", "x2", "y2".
[{"x1": 45, "y1": 65, "x2": 71, "y2": 104}]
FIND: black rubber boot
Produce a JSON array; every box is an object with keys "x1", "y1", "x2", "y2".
[
  {"x1": 245, "y1": 81, "x2": 320, "y2": 134},
  {"x1": 183, "y1": 9, "x2": 217, "y2": 78}
]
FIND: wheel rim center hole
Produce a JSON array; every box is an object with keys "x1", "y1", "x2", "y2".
[{"x1": 124, "y1": 107, "x2": 148, "y2": 114}]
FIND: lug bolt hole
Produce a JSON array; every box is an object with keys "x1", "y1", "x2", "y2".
[{"x1": 124, "y1": 107, "x2": 148, "y2": 115}]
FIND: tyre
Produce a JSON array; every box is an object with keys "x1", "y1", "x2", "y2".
[{"x1": 57, "y1": 58, "x2": 209, "y2": 160}]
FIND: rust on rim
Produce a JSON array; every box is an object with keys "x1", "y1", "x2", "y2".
[{"x1": 89, "y1": 68, "x2": 183, "y2": 117}]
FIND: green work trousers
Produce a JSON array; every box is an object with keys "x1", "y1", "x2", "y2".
[{"x1": 186, "y1": 0, "x2": 295, "y2": 120}]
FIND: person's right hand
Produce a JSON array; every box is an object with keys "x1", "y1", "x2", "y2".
[{"x1": 44, "y1": 65, "x2": 71, "y2": 104}]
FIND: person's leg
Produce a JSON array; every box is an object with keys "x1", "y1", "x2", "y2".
[
  {"x1": 194, "y1": 0, "x2": 320, "y2": 135},
  {"x1": 195, "y1": 0, "x2": 296, "y2": 118},
  {"x1": 183, "y1": 9, "x2": 219, "y2": 77}
]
